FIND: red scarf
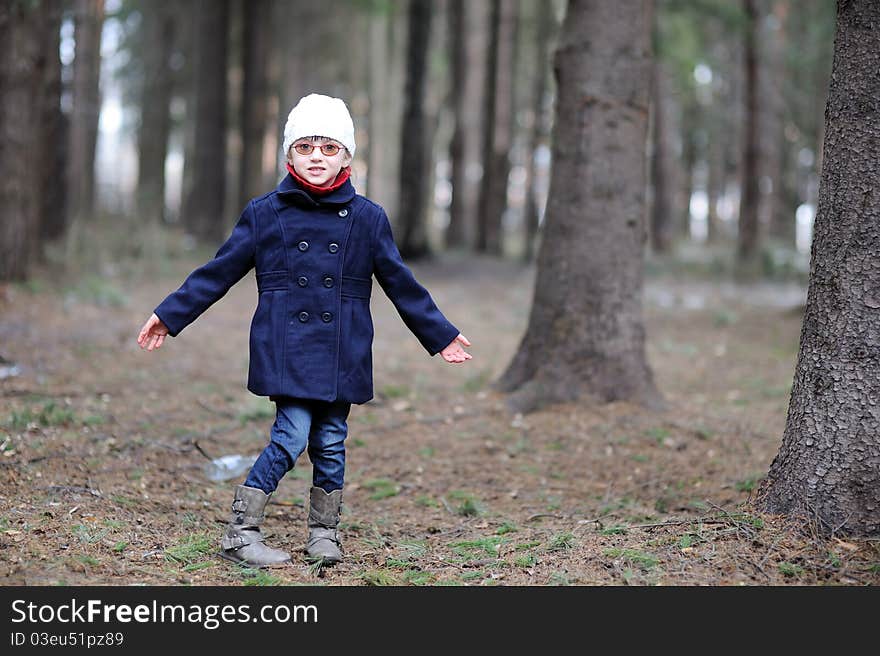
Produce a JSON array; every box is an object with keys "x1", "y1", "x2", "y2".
[{"x1": 286, "y1": 163, "x2": 351, "y2": 196}]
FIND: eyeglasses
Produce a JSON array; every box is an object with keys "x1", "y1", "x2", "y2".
[{"x1": 292, "y1": 142, "x2": 343, "y2": 157}]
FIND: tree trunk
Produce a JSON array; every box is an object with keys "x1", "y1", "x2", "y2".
[
  {"x1": 521, "y1": 1, "x2": 555, "y2": 263},
  {"x1": 182, "y1": 0, "x2": 229, "y2": 243},
  {"x1": 397, "y1": 0, "x2": 432, "y2": 259},
  {"x1": 494, "y1": 0, "x2": 661, "y2": 414},
  {"x1": 0, "y1": 1, "x2": 45, "y2": 281},
  {"x1": 763, "y1": 0, "x2": 791, "y2": 244},
  {"x1": 650, "y1": 59, "x2": 674, "y2": 253},
  {"x1": 757, "y1": 0, "x2": 880, "y2": 537},
  {"x1": 137, "y1": 0, "x2": 175, "y2": 225},
  {"x1": 67, "y1": 0, "x2": 103, "y2": 227},
  {"x1": 446, "y1": 0, "x2": 467, "y2": 249},
  {"x1": 445, "y1": 0, "x2": 487, "y2": 251},
  {"x1": 737, "y1": 0, "x2": 760, "y2": 264},
  {"x1": 239, "y1": 0, "x2": 271, "y2": 208},
  {"x1": 39, "y1": 0, "x2": 65, "y2": 245},
  {"x1": 476, "y1": 0, "x2": 517, "y2": 256}
]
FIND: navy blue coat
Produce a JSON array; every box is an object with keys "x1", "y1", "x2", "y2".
[{"x1": 154, "y1": 174, "x2": 460, "y2": 404}]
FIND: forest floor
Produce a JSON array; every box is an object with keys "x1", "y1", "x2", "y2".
[{"x1": 1, "y1": 251, "x2": 877, "y2": 587}]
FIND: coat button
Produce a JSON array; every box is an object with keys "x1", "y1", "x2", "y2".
[
  {"x1": 297, "y1": 276, "x2": 308, "y2": 287},
  {"x1": 298, "y1": 311, "x2": 310, "y2": 323},
  {"x1": 323, "y1": 276, "x2": 334, "y2": 288},
  {"x1": 338, "y1": 208, "x2": 349, "y2": 218},
  {"x1": 321, "y1": 312, "x2": 333, "y2": 323},
  {"x1": 298, "y1": 240, "x2": 309, "y2": 252},
  {"x1": 328, "y1": 242, "x2": 339, "y2": 253}
]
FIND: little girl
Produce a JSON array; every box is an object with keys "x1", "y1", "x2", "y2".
[{"x1": 137, "y1": 93, "x2": 472, "y2": 568}]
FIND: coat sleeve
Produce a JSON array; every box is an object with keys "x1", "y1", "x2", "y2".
[
  {"x1": 372, "y1": 209, "x2": 460, "y2": 356},
  {"x1": 154, "y1": 203, "x2": 257, "y2": 337}
]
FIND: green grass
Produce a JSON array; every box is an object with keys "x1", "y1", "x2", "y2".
[
  {"x1": 240, "y1": 568, "x2": 286, "y2": 586},
  {"x1": 450, "y1": 537, "x2": 505, "y2": 560},
  {"x1": 112, "y1": 541, "x2": 128, "y2": 553},
  {"x1": 402, "y1": 570, "x2": 435, "y2": 586},
  {"x1": 163, "y1": 533, "x2": 215, "y2": 565},
  {"x1": 515, "y1": 541, "x2": 541, "y2": 551},
  {"x1": 448, "y1": 490, "x2": 482, "y2": 517},
  {"x1": 363, "y1": 478, "x2": 399, "y2": 500},
  {"x1": 495, "y1": 521, "x2": 518, "y2": 535},
  {"x1": 778, "y1": 562, "x2": 804, "y2": 578},
  {"x1": 600, "y1": 525, "x2": 629, "y2": 536},
  {"x1": 604, "y1": 547, "x2": 659, "y2": 570},
  {"x1": 514, "y1": 554, "x2": 537, "y2": 568},
  {"x1": 76, "y1": 555, "x2": 101, "y2": 567},
  {"x1": 359, "y1": 569, "x2": 400, "y2": 586},
  {"x1": 547, "y1": 532, "x2": 575, "y2": 552},
  {"x1": 71, "y1": 524, "x2": 110, "y2": 544},
  {"x1": 5, "y1": 402, "x2": 77, "y2": 430},
  {"x1": 415, "y1": 495, "x2": 438, "y2": 507}
]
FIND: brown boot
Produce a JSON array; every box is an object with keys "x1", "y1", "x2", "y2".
[
  {"x1": 219, "y1": 485, "x2": 291, "y2": 568},
  {"x1": 305, "y1": 486, "x2": 343, "y2": 564}
]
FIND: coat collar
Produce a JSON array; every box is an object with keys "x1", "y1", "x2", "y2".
[{"x1": 275, "y1": 172, "x2": 356, "y2": 207}]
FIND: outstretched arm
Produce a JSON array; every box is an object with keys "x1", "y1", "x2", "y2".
[
  {"x1": 372, "y1": 210, "x2": 462, "y2": 356},
  {"x1": 439, "y1": 333, "x2": 472, "y2": 363}
]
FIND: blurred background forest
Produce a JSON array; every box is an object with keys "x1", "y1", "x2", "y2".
[{"x1": 1, "y1": 0, "x2": 834, "y2": 282}]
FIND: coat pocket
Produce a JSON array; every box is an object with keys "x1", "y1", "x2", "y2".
[
  {"x1": 341, "y1": 275, "x2": 372, "y2": 300},
  {"x1": 256, "y1": 270, "x2": 287, "y2": 292}
]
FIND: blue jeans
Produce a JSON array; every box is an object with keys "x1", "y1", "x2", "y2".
[{"x1": 244, "y1": 398, "x2": 351, "y2": 494}]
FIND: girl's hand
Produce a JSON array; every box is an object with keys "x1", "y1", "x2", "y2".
[
  {"x1": 137, "y1": 313, "x2": 169, "y2": 351},
  {"x1": 440, "y1": 334, "x2": 472, "y2": 363}
]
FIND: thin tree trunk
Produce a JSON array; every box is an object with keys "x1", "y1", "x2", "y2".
[
  {"x1": 39, "y1": 0, "x2": 65, "y2": 245},
  {"x1": 758, "y1": 0, "x2": 880, "y2": 537},
  {"x1": 446, "y1": 0, "x2": 468, "y2": 249},
  {"x1": 239, "y1": 0, "x2": 271, "y2": 208},
  {"x1": 137, "y1": 0, "x2": 175, "y2": 225},
  {"x1": 737, "y1": 0, "x2": 760, "y2": 264},
  {"x1": 522, "y1": 1, "x2": 554, "y2": 263},
  {"x1": 764, "y1": 0, "x2": 790, "y2": 243},
  {"x1": 476, "y1": 0, "x2": 517, "y2": 256},
  {"x1": 650, "y1": 59, "x2": 674, "y2": 253},
  {"x1": 495, "y1": 0, "x2": 661, "y2": 413},
  {"x1": 66, "y1": 0, "x2": 103, "y2": 230},
  {"x1": 367, "y1": 1, "x2": 391, "y2": 206},
  {"x1": 397, "y1": 0, "x2": 432, "y2": 259},
  {"x1": 182, "y1": 0, "x2": 229, "y2": 243},
  {"x1": 0, "y1": 1, "x2": 45, "y2": 281}
]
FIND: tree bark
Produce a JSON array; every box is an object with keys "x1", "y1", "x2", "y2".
[
  {"x1": 67, "y1": 0, "x2": 103, "y2": 227},
  {"x1": 397, "y1": 0, "x2": 432, "y2": 259},
  {"x1": 494, "y1": 0, "x2": 662, "y2": 414},
  {"x1": 239, "y1": 0, "x2": 272, "y2": 208},
  {"x1": 757, "y1": 0, "x2": 880, "y2": 537},
  {"x1": 182, "y1": 0, "x2": 229, "y2": 243},
  {"x1": 0, "y1": 1, "x2": 45, "y2": 281},
  {"x1": 39, "y1": 0, "x2": 65, "y2": 245},
  {"x1": 650, "y1": 59, "x2": 674, "y2": 253},
  {"x1": 521, "y1": 1, "x2": 555, "y2": 263},
  {"x1": 476, "y1": 0, "x2": 517, "y2": 256},
  {"x1": 137, "y1": 0, "x2": 175, "y2": 225},
  {"x1": 737, "y1": 0, "x2": 761, "y2": 264}
]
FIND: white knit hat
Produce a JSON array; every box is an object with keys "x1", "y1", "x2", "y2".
[{"x1": 282, "y1": 93, "x2": 356, "y2": 159}]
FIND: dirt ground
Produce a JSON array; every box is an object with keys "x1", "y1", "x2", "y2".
[{"x1": 1, "y1": 252, "x2": 878, "y2": 586}]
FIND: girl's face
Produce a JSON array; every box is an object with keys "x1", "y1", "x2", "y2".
[{"x1": 288, "y1": 137, "x2": 351, "y2": 187}]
